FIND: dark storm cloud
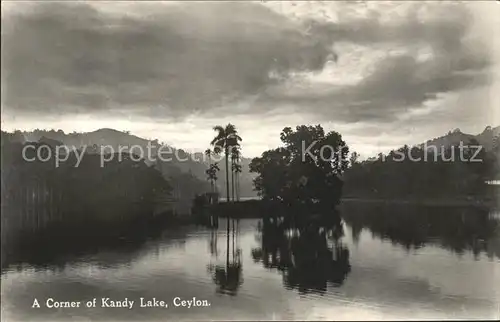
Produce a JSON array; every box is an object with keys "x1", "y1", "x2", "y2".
[
  {"x1": 259, "y1": 3, "x2": 493, "y2": 123},
  {"x1": 1, "y1": 2, "x2": 493, "y2": 122},
  {"x1": 308, "y1": 3, "x2": 472, "y2": 50},
  {"x1": 264, "y1": 52, "x2": 490, "y2": 123},
  {"x1": 2, "y1": 2, "x2": 336, "y2": 118}
]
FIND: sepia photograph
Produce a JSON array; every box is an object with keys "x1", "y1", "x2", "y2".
[{"x1": 1, "y1": 0, "x2": 499, "y2": 321}]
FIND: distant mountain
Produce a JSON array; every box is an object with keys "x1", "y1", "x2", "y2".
[
  {"x1": 3, "y1": 128, "x2": 258, "y2": 198},
  {"x1": 422, "y1": 125, "x2": 500, "y2": 152}
]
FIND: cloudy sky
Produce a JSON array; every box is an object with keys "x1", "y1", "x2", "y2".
[{"x1": 2, "y1": 1, "x2": 499, "y2": 158}]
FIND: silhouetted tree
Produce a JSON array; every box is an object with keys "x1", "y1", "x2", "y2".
[
  {"x1": 205, "y1": 148, "x2": 220, "y2": 193},
  {"x1": 250, "y1": 125, "x2": 349, "y2": 213},
  {"x1": 233, "y1": 163, "x2": 242, "y2": 201},
  {"x1": 211, "y1": 124, "x2": 242, "y2": 202},
  {"x1": 230, "y1": 145, "x2": 241, "y2": 202}
]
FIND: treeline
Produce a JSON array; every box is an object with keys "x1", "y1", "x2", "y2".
[
  {"x1": 343, "y1": 141, "x2": 500, "y2": 200},
  {"x1": 1, "y1": 136, "x2": 172, "y2": 245}
]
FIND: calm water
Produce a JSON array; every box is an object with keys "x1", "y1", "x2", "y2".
[{"x1": 2, "y1": 204, "x2": 500, "y2": 321}]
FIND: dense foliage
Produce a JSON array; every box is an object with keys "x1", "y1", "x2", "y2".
[
  {"x1": 1, "y1": 137, "x2": 171, "y2": 236},
  {"x1": 249, "y1": 125, "x2": 349, "y2": 209},
  {"x1": 343, "y1": 139, "x2": 500, "y2": 200}
]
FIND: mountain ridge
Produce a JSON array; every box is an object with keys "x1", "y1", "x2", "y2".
[
  {"x1": 2, "y1": 128, "x2": 258, "y2": 198},
  {"x1": 3, "y1": 125, "x2": 498, "y2": 198},
  {"x1": 421, "y1": 125, "x2": 499, "y2": 151}
]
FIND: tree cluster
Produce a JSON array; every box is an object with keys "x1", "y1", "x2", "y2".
[{"x1": 249, "y1": 125, "x2": 349, "y2": 210}]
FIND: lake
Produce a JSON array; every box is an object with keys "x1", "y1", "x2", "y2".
[{"x1": 1, "y1": 204, "x2": 499, "y2": 321}]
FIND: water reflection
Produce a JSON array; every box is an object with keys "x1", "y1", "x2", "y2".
[
  {"x1": 1, "y1": 205, "x2": 499, "y2": 321},
  {"x1": 1, "y1": 223, "x2": 188, "y2": 273},
  {"x1": 207, "y1": 218, "x2": 243, "y2": 296},
  {"x1": 341, "y1": 202, "x2": 500, "y2": 259},
  {"x1": 251, "y1": 212, "x2": 351, "y2": 295}
]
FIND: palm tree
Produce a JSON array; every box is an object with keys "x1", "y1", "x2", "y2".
[
  {"x1": 230, "y1": 146, "x2": 241, "y2": 202},
  {"x1": 210, "y1": 124, "x2": 242, "y2": 202},
  {"x1": 205, "y1": 149, "x2": 215, "y2": 192},
  {"x1": 205, "y1": 148, "x2": 212, "y2": 164},
  {"x1": 233, "y1": 163, "x2": 242, "y2": 201},
  {"x1": 206, "y1": 163, "x2": 220, "y2": 193}
]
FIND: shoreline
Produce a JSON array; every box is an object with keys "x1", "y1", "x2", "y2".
[
  {"x1": 340, "y1": 197, "x2": 498, "y2": 209},
  {"x1": 209, "y1": 196, "x2": 498, "y2": 219}
]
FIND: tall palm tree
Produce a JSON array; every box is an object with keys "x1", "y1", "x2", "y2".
[
  {"x1": 233, "y1": 163, "x2": 242, "y2": 201},
  {"x1": 205, "y1": 163, "x2": 220, "y2": 193},
  {"x1": 230, "y1": 146, "x2": 241, "y2": 202},
  {"x1": 210, "y1": 124, "x2": 242, "y2": 202},
  {"x1": 205, "y1": 149, "x2": 215, "y2": 192}
]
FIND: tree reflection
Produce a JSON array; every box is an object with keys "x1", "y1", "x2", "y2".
[
  {"x1": 342, "y1": 202, "x2": 500, "y2": 259},
  {"x1": 208, "y1": 218, "x2": 243, "y2": 296},
  {"x1": 252, "y1": 210, "x2": 350, "y2": 295}
]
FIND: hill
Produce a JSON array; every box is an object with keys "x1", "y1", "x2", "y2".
[
  {"x1": 422, "y1": 126, "x2": 500, "y2": 152},
  {"x1": 3, "y1": 128, "x2": 258, "y2": 198}
]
